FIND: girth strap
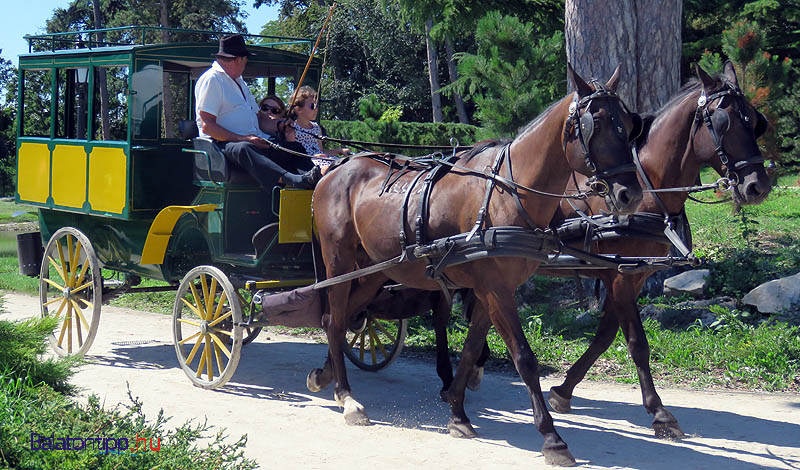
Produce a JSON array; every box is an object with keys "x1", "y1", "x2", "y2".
[{"x1": 466, "y1": 144, "x2": 509, "y2": 241}]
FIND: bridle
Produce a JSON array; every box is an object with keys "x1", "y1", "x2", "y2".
[
  {"x1": 695, "y1": 80, "x2": 764, "y2": 187},
  {"x1": 564, "y1": 81, "x2": 640, "y2": 197}
]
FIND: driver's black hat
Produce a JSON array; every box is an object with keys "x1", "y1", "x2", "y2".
[{"x1": 214, "y1": 34, "x2": 255, "y2": 58}]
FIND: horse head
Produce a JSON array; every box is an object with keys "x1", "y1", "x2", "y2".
[
  {"x1": 564, "y1": 64, "x2": 644, "y2": 215},
  {"x1": 694, "y1": 61, "x2": 772, "y2": 205}
]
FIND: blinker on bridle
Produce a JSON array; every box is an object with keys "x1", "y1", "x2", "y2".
[
  {"x1": 565, "y1": 80, "x2": 638, "y2": 197},
  {"x1": 696, "y1": 81, "x2": 764, "y2": 186}
]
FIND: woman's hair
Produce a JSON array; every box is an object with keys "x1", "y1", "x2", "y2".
[{"x1": 260, "y1": 95, "x2": 287, "y2": 116}]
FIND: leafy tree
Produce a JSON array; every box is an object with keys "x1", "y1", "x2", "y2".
[
  {"x1": 0, "y1": 51, "x2": 17, "y2": 195},
  {"x1": 446, "y1": 12, "x2": 565, "y2": 136}
]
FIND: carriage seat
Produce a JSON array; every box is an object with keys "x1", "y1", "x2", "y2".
[{"x1": 178, "y1": 120, "x2": 259, "y2": 186}]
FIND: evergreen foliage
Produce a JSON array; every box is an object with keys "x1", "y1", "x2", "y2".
[{"x1": 444, "y1": 12, "x2": 565, "y2": 136}]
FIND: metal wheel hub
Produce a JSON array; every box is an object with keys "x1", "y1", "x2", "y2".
[{"x1": 200, "y1": 321, "x2": 210, "y2": 335}]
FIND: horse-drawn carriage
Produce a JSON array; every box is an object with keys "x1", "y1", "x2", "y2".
[
  {"x1": 15, "y1": 25, "x2": 772, "y2": 466},
  {"x1": 15, "y1": 26, "x2": 407, "y2": 389}
]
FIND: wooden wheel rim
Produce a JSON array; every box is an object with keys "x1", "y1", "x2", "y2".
[
  {"x1": 343, "y1": 315, "x2": 407, "y2": 372},
  {"x1": 39, "y1": 227, "x2": 102, "y2": 357},
  {"x1": 173, "y1": 266, "x2": 242, "y2": 389}
]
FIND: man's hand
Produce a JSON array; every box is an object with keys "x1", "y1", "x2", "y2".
[{"x1": 243, "y1": 135, "x2": 270, "y2": 148}]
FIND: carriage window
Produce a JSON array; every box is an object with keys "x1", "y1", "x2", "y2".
[
  {"x1": 161, "y1": 70, "x2": 191, "y2": 139},
  {"x1": 55, "y1": 68, "x2": 89, "y2": 140},
  {"x1": 93, "y1": 66, "x2": 129, "y2": 141},
  {"x1": 21, "y1": 69, "x2": 52, "y2": 137}
]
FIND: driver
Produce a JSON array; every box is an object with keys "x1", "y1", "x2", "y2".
[{"x1": 194, "y1": 34, "x2": 321, "y2": 189}]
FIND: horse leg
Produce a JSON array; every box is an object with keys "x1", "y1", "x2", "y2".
[
  {"x1": 432, "y1": 292, "x2": 455, "y2": 398},
  {"x1": 454, "y1": 289, "x2": 487, "y2": 392},
  {"x1": 478, "y1": 286, "x2": 575, "y2": 466},
  {"x1": 307, "y1": 275, "x2": 387, "y2": 393},
  {"x1": 441, "y1": 299, "x2": 492, "y2": 438},
  {"x1": 548, "y1": 302, "x2": 620, "y2": 414},
  {"x1": 611, "y1": 275, "x2": 683, "y2": 439}
]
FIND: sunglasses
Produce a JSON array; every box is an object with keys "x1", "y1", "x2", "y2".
[
  {"x1": 260, "y1": 104, "x2": 283, "y2": 114},
  {"x1": 297, "y1": 102, "x2": 317, "y2": 110}
]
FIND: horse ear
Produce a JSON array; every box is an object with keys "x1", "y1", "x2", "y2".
[
  {"x1": 695, "y1": 64, "x2": 716, "y2": 92},
  {"x1": 754, "y1": 110, "x2": 768, "y2": 138},
  {"x1": 605, "y1": 64, "x2": 622, "y2": 92},
  {"x1": 723, "y1": 60, "x2": 740, "y2": 88},
  {"x1": 568, "y1": 62, "x2": 594, "y2": 97}
]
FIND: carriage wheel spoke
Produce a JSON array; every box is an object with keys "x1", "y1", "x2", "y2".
[
  {"x1": 178, "y1": 331, "x2": 202, "y2": 345},
  {"x1": 372, "y1": 320, "x2": 397, "y2": 344},
  {"x1": 208, "y1": 310, "x2": 232, "y2": 327},
  {"x1": 211, "y1": 327, "x2": 233, "y2": 337},
  {"x1": 188, "y1": 282, "x2": 205, "y2": 321},
  {"x1": 71, "y1": 280, "x2": 93, "y2": 295},
  {"x1": 359, "y1": 331, "x2": 366, "y2": 361},
  {"x1": 205, "y1": 336, "x2": 214, "y2": 381},
  {"x1": 209, "y1": 333, "x2": 231, "y2": 359},
  {"x1": 348, "y1": 332, "x2": 360, "y2": 348},
  {"x1": 211, "y1": 291, "x2": 227, "y2": 322},
  {"x1": 213, "y1": 342, "x2": 225, "y2": 375},
  {"x1": 52, "y1": 298, "x2": 68, "y2": 319},
  {"x1": 66, "y1": 235, "x2": 75, "y2": 288},
  {"x1": 185, "y1": 335, "x2": 204, "y2": 364},
  {"x1": 69, "y1": 240, "x2": 82, "y2": 288},
  {"x1": 200, "y1": 275, "x2": 210, "y2": 318},
  {"x1": 177, "y1": 318, "x2": 202, "y2": 328},
  {"x1": 69, "y1": 299, "x2": 91, "y2": 331},
  {"x1": 180, "y1": 297, "x2": 204, "y2": 319},
  {"x1": 368, "y1": 324, "x2": 388, "y2": 359},
  {"x1": 56, "y1": 240, "x2": 67, "y2": 283},
  {"x1": 195, "y1": 342, "x2": 207, "y2": 378},
  {"x1": 75, "y1": 306, "x2": 83, "y2": 346},
  {"x1": 74, "y1": 261, "x2": 90, "y2": 289},
  {"x1": 367, "y1": 326, "x2": 378, "y2": 364},
  {"x1": 43, "y1": 278, "x2": 65, "y2": 292},
  {"x1": 66, "y1": 303, "x2": 73, "y2": 353},
  {"x1": 206, "y1": 278, "x2": 219, "y2": 321},
  {"x1": 57, "y1": 304, "x2": 69, "y2": 347},
  {"x1": 44, "y1": 296, "x2": 64, "y2": 308},
  {"x1": 48, "y1": 256, "x2": 66, "y2": 283}
]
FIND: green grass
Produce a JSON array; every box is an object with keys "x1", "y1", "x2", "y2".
[{"x1": 0, "y1": 200, "x2": 39, "y2": 223}]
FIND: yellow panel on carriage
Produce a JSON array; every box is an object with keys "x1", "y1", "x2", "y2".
[
  {"x1": 89, "y1": 147, "x2": 127, "y2": 214},
  {"x1": 17, "y1": 142, "x2": 50, "y2": 204},
  {"x1": 278, "y1": 189, "x2": 313, "y2": 243},
  {"x1": 51, "y1": 144, "x2": 87, "y2": 209}
]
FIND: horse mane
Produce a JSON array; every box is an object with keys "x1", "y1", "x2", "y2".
[{"x1": 463, "y1": 139, "x2": 509, "y2": 162}]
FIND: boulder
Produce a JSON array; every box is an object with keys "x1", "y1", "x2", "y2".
[
  {"x1": 640, "y1": 296, "x2": 736, "y2": 328},
  {"x1": 742, "y1": 271, "x2": 800, "y2": 314},
  {"x1": 663, "y1": 269, "x2": 710, "y2": 297}
]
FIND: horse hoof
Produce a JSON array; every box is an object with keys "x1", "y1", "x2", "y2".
[
  {"x1": 548, "y1": 387, "x2": 572, "y2": 414},
  {"x1": 306, "y1": 368, "x2": 327, "y2": 393},
  {"x1": 448, "y1": 419, "x2": 477, "y2": 439},
  {"x1": 654, "y1": 421, "x2": 685, "y2": 440},
  {"x1": 542, "y1": 446, "x2": 576, "y2": 467},
  {"x1": 467, "y1": 366, "x2": 484, "y2": 391},
  {"x1": 343, "y1": 397, "x2": 370, "y2": 426}
]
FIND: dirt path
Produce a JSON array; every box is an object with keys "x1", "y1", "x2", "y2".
[{"x1": 3, "y1": 291, "x2": 799, "y2": 469}]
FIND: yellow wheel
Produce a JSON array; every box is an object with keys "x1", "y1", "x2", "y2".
[
  {"x1": 343, "y1": 313, "x2": 407, "y2": 372},
  {"x1": 39, "y1": 227, "x2": 102, "y2": 356},
  {"x1": 173, "y1": 266, "x2": 242, "y2": 389}
]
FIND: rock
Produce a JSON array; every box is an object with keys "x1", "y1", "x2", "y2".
[
  {"x1": 743, "y1": 271, "x2": 800, "y2": 314},
  {"x1": 663, "y1": 269, "x2": 710, "y2": 297},
  {"x1": 640, "y1": 296, "x2": 736, "y2": 328}
]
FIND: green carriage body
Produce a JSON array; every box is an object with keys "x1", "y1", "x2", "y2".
[{"x1": 15, "y1": 27, "x2": 321, "y2": 283}]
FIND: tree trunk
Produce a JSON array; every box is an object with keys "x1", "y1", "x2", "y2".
[
  {"x1": 445, "y1": 35, "x2": 469, "y2": 125},
  {"x1": 564, "y1": 0, "x2": 681, "y2": 113},
  {"x1": 160, "y1": 0, "x2": 175, "y2": 138},
  {"x1": 92, "y1": 0, "x2": 110, "y2": 140},
  {"x1": 425, "y1": 18, "x2": 443, "y2": 123}
]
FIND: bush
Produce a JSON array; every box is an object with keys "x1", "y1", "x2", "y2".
[
  {"x1": 0, "y1": 309, "x2": 256, "y2": 470},
  {"x1": 322, "y1": 119, "x2": 484, "y2": 156}
]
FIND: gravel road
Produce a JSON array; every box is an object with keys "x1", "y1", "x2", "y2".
[{"x1": 3, "y1": 291, "x2": 799, "y2": 469}]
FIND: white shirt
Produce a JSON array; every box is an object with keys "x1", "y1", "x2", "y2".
[{"x1": 194, "y1": 61, "x2": 268, "y2": 140}]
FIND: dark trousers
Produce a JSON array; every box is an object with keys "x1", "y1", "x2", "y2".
[{"x1": 221, "y1": 141, "x2": 313, "y2": 189}]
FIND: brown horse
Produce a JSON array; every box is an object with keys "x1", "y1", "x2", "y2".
[
  {"x1": 309, "y1": 64, "x2": 643, "y2": 466},
  {"x1": 440, "y1": 62, "x2": 772, "y2": 441}
]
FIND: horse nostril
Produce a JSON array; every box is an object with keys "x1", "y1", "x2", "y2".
[
  {"x1": 746, "y1": 181, "x2": 762, "y2": 198},
  {"x1": 618, "y1": 189, "x2": 631, "y2": 206}
]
